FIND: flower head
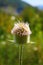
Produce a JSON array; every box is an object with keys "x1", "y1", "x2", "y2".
[
  {"x1": 11, "y1": 22, "x2": 32, "y2": 44},
  {"x1": 11, "y1": 22, "x2": 32, "y2": 36}
]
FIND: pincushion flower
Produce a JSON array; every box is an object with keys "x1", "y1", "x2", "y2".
[
  {"x1": 11, "y1": 22, "x2": 32, "y2": 65},
  {"x1": 11, "y1": 22, "x2": 32, "y2": 44}
]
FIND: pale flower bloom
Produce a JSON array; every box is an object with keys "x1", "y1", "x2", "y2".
[
  {"x1": 11, "y1": 22, "x2": 32, "y2": 36},
  {"x1": 11, "y1": 22, "x2": 32, "y2": 43}
]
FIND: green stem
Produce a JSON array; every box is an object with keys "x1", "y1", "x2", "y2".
[{"x1": 19, "y1": 44, "x2": 23, "y2": 65}]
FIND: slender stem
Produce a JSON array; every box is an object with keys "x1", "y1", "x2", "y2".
[{"x1": 19, "y1": 44, "x2": 23, "y2": 65}]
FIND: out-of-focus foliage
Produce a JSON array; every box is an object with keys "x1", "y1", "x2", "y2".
[{"x1": 0, "y1": 5, "x2": 43, "y2": 65}]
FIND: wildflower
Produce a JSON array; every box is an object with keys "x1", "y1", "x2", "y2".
[
  {"x1": 11, "y1": 22, "x2": 32, "y2": 44},
  {"x1": 11, "y1": 22, "x2": 32, "y2": 35}
]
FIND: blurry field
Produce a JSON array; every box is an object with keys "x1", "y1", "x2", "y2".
[{"x1": 0, "y1": 7, "x2": 43, "y2": 65}]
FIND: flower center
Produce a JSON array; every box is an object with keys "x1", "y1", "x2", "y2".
[{"x1": 15, "y1": 28, "x2": 27, "y2": 36}]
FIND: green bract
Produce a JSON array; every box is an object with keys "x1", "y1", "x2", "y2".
[{"x1": 14, "y1": 34, "x2": 28, "y2": 44}]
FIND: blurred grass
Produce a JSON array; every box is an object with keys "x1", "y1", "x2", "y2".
[{"x1": 0, "y1": 7, "x2": 43, "y2": 65}]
